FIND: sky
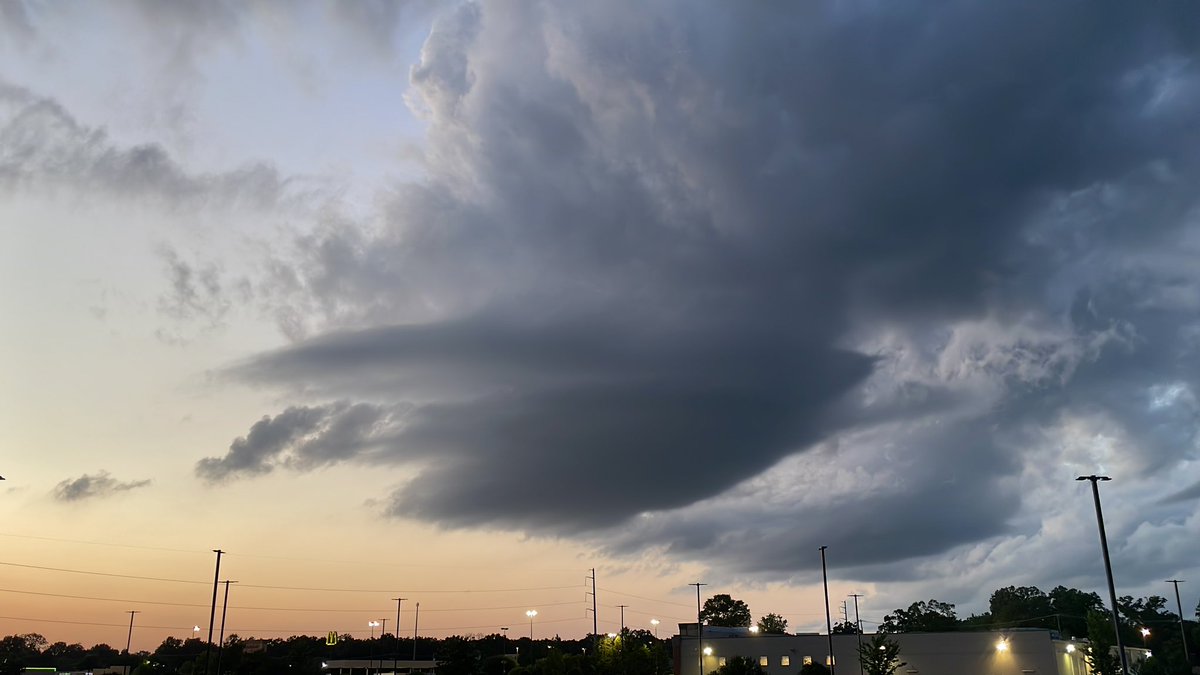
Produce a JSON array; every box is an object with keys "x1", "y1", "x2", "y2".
[{"x1": 2, "y1": 0, "x2": 1200, "y2": 654}]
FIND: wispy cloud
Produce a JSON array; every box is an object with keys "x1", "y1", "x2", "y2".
[{"x1": 52, "y1": 472, "x2": 151, "y2": 502}]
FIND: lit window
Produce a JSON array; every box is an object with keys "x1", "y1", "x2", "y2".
[
  {"x1": 718, "y1": 658, "x2": 726, "y2": 667},
  {"x1": 781, "y1": 656, "x2": 790, "y2": 667},
  {"x1": 825, "y1": 656, "x2": 836, "y2": 666},
  {"x1": 759, "y1": 656, "x2": 768, "y2": 667},
  {"x1": 803, "y1": 657, "x2": 813, "y2": 666}
]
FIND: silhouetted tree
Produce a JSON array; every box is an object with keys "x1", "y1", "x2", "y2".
[
  {"x1": 756, "y1": 614, "x2": 788, "y2": 635},
  {"x1": 879, "y1": 600, "x2": 958, "y2": 633},
  {"x1": 856, "y1": 633, "x2": 905, "y2": 675},
  {"x1": 701, "y1": 595, "x2": 752, "y2": 627},
  {"x1": 1085, "y1": 610, "x2": 1122, "y2": 675},
  {"x1": 831, "y1": 621, "x2": 859, "y2": 635}
]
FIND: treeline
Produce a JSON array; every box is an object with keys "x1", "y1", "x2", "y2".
[
  {"x1": 871, "y1": 586, "x2": 1199, "y2": 675},
  {"x1": 0, "y1": 629, "x2": 668, "y2": 675},
  {"x1": 3, "y1": 586, "x2": 1196, "y2": 675}
]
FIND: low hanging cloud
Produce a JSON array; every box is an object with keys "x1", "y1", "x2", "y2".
[
  {"x1": 189, "y1": 0, "x2": 1200, "y2": 589},
  {"x1": 52, "y1": 472, "x2": 151, "y2": 502}
]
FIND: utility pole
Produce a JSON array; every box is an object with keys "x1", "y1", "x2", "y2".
[
  {"x1": 125, "y1": 610, "x2": 140, "y2": 654},
  {"x1": 215, "y1": 580, "x2": 237, "y2": 675},
  {"x1": 1077, "y1": 475, "x2": 1130, "y2": 675},
  {"x1": 849, "y1": 595, "x2": 865, "y2": 675},
  {"x1": 205, "y1": 549, "x2": 224, "y2": 675},
  {"x1": 820, "y1": 546, "x2": 836, "y2": 675},
  {"x1": 586, "y1": 568, "x2": 599, "y2": 652},
  {"x1": 393, "y1": 597, "x2": 406, "y2": 675},
  {"x1": 1165, "y1": 580, "x2": 1190, "y2": 667},
  {"x1": 124, "y1": 610, "x2": 139, "y2": 675},
  {"x1": 413, "y1": 602, "x2": 420, "y2": 662},
  {"x1": 690, "y1": 583, "x2": 707, "y2": 675}
]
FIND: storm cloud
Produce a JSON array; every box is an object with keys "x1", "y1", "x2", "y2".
[
  {"x1": 52, "y1": 472, "x2": 150, "y2": 502},
  {"x1": 190, "y1": 0, "x2": 1200, "y2": 585}
]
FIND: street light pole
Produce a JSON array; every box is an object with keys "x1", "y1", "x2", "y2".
[
  {"x1": 1165, "y1": 580, "x2": 1190, "y2": 667},
  {"x1": 369, "y1": 620, "x2": 379, "y2": 674},
  {"x1": 820, "y1": 546, "x2": 836, "y2": 675},
  {"x1": 526, "y1": 609, "x2": 538, "y2": 641},
  {"x1": 413, "y1": 602, "x2": 420, "y2": 662},
  {"x1": 1077, "y1": 475, "x2": 1130, "y2": 675},
  {"x1": 650, "y1": 619, "x2": 660, "y2": 639}
]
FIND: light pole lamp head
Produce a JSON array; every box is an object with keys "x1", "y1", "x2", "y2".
[
  {"x1": 526, "y1": 610, "x2": 538, "y2": 618},
  {"x1": 1076, "y1": 475, "x2": 1112, "y2": 481}
]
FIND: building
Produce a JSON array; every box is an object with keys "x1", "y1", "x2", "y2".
[
  {"x1": 319, "y1": 657, "x2": 439, "y2": 674},
  {"x1": 671, "y1": 624, "x2": 1149, "y2": 675}
]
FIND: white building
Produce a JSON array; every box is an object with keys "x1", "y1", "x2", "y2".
[{"x1": 671, "y1": 624, "x2": 1148, "y2": 675}]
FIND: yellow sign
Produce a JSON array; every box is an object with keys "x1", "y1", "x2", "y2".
[{"x1": 326, "y1": 631, "x2": 339, "y2": 646}]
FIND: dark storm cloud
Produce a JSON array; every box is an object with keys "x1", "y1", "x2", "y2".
[
  {"x1": 195, "y1": 402, "x2": 397, "y2": 482},
  {"x1": 215, "y1": 0, "x2": 1200, "y2": 577},
  {"x1": 52, "y1": 472, "x2": 150, "y2": 502}
]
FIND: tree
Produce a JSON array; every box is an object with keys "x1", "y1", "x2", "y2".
[
  {"x1": 711, "y1": 655, "x2": 763, "y2": 675},
  {"x1": 989, "y1": 586, "x2": 1054, "y2": 630},
  {"x1": 798, "y1": 663, "x2": 829, "y2": 675},
  {"x1": 879, "y1": 600, "x2": 958, "y2": 633},
  {"x1": 701, "y1": 595, "x2": 752, "y2": 628},
  {"x1": 1048, "y1": 586, "x2": 1105, "y2": 639},
  {"x1": 856, "y1": 633, "x2": 905, "y2": 675},
  {"x1": 831, "y1": 621, "x2": 860, "y2": 635},
  {"x1": 1085, "y1": 610, "x2": 1123, "y2": 675},
  {"x1": 756, "y1": 614, "x2": 788, "y2": 635}
]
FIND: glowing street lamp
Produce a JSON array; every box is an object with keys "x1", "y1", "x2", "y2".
[
  {"x1": 526, "y1": 610, "x2": 538, "y2": 641},
  {"x1": 650, "y1": 619, "x2": 660, "y2": 639},
  {"x1": 1141, "y1": 628, "x2": 1150, "y2": 648}
]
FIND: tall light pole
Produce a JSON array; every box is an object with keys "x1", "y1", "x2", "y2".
[
  {"x1": 526, "y1": 608, "x2": 538, "y2": 664},
  {"x1": 413, "y1": 602, "x2": 420, "y2": 662},
  {"x1": 1165, "y1": 580, "x2": 1190, "y2": 667},
  {"x1": 368, "y1": 620, "x2": 381, "y2": 673},
  {"x1": 1077, "y1": 475, "x2": 1130, "y2": 675},
  {"x1": 650, "y1": 619, "x2": 660, "y2": 639},
  {"x1": 691, "y1": 582, "x2": 706, "y2": 675},
  {"x1": 820, "y1": 546, "x2": 836, "y2": 675}
]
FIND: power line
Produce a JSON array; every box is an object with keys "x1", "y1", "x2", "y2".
[
  {"x1": 236, "y1": 582, "x2": 582, "y2": 594},
  {"x1": 596, "y1": 587, "x2": 693, "y2": 609},
  {"x1": 0, "y1": 532, "x2": 208, "y2": 556},
  {"x1": 0, "y1": 561, "x2": 207, "y2": 585},
  {"x1": 0, "y1": 560, "x2": 581, "y2": 594},
  {"x1": 0, "y1": 587, "x2": 584, "y2": 613}
]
